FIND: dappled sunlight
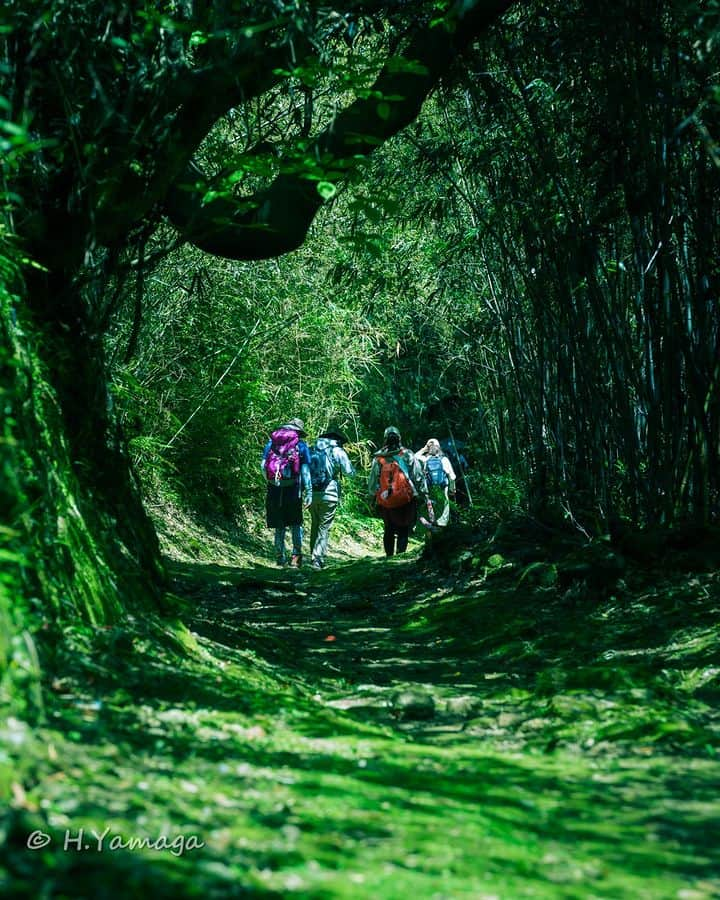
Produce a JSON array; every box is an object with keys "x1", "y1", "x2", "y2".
[
  {"x1": 3, "y1": 532, "x2": 720, "y2": 898},
  {"x1": 4, "y1": 2, "x2": 720, "y2": 896}
]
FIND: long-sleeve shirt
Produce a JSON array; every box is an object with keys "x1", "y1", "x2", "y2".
[{"x1": 312, "y1": 438, "x2": 355, "y2": 502}]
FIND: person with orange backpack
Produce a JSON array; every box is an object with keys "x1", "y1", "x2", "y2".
[
  {"x1": 261, "y1": 417, "x2": 312, "y2": 567},
  {"x1": 368, "y1": 426, "x2": 433, "y2": 557}
]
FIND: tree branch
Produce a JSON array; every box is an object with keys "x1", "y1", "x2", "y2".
[
  {"x1": 92, "y1": 34, "x2": 312, "y2": 243},
  {"x1": 165, "y1": 0, "x2": 518, "y2": 260}
]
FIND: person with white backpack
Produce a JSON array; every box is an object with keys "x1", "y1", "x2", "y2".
[
  {"x1": 307, "y1": 429, "x2": 355, "y2": 570},
  {"x1": 416, "y1": 437, "x2": 456, "y2": 527}
]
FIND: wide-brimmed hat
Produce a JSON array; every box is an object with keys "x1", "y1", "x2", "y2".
[
  {"x1": 319, "y1": 429, "x2": 348, "y2": 445},
  {"x1": 281, "y1": 417, "x2": 306, "y2": 436}
]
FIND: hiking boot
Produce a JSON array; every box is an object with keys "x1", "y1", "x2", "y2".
[
  {"x1": 276, "y1": 553, "x2": 287, "y2": 567},
  {"x1": 290, "y1": 553, "x2": 302, "y2": 568},
  {"x1": 311, "y1": 558, "x2": 322, "y2": 571}
]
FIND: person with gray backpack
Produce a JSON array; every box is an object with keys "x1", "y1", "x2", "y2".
[{"x1": 308, "y1": 429, "x2": 355, "y2": 570}]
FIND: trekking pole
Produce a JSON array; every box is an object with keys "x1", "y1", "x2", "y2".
[{"x1": 448, "y1": 423, "x2": 473, "y2": 507}]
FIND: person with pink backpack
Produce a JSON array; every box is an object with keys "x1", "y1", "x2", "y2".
[{"x1": 261, "y1": 418, "x2": 312, "y2": 566}]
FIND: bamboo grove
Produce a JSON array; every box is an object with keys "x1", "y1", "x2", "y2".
[
  {"x1": 354, "y1": 1, "x2": 720, "y2": 529},
  {"x1": 107, "y1": 1, "x2": 720, "y2": 533},
  {"x1": 1, "y1": 0, "x2": 719, "y2": 631},
  {"x1": 425, "y1": 3, "x2": 720, "y2": 527}
]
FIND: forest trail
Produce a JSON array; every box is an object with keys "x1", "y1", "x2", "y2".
[
  {"x1": 6, "y1": 536, "x2": 720, "y2": 899},
  {"x1": 181, "y1": 551, "x2": 496, "y2": 743},
  {"x1": 6, "y1": 3, "x2": 720, "y2": 897},
  {"x1": 161, "y1": 540, "x2": 720, "y2": 898}
]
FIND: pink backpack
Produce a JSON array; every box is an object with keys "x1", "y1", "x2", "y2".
[{"x1": 264, "y1": 427, "x2": 301, "y2": 484}]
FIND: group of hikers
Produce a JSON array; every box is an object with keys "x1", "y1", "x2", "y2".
[{"x1": 262, "y1": 418, "x2": 464, "y2": 568}]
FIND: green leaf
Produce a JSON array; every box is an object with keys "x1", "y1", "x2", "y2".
[
  {"x1": 376, "y1": 102, "x2": 391, "y2": 121},
  {"x1": 189, "y1": 31, "x2": 209, "y2": 48},
  {"x1": 316, "y1": 182, "x2": 337, "y2": 201}
]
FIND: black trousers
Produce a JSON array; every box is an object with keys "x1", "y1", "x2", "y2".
[
  {"x1": 266, "y1": 483, "x2": 302, "y2": 528},
  {"x1": 380, "y1": 498, "x2": 417, "y2": 557}
]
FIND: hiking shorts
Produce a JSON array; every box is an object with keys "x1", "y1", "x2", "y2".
[{"x1": 266, "y1": 483, "x2": 303, "y2": 528}]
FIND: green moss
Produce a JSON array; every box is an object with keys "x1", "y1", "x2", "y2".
[
  {"x1": 3, "y1": 557, "x2": 719, "y2": 897},
  {"x1": 3, "y1": 240, "x2": 720, "y2": 895},
  {"x1": 0, "y1": 260, "x2": 163, "y2": 745},
  {"x1": 2, "y1": 514, "x2": 720, "y2": 898}
]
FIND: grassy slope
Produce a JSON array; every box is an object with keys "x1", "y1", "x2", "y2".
[{"x1": 1, "y1": 512, "x2": 719, "y2": 899}]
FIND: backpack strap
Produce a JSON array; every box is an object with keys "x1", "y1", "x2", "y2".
[{"x1": 395, "y1": 452, "x2": 412, "y2": 482}]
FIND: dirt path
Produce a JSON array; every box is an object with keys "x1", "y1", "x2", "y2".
[
  {"x1": 6, "y1": 544, "x2": 717, "y2": 899},
  {"x1": 180, "y1": 552, "x2": 485, "y2": 739}
]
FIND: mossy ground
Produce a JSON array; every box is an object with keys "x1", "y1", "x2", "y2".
[{"x1": 2, "y1": 515, "x2": 719, "y2": 898}]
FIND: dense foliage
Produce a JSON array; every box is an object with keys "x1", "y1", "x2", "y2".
[
  {"x1": 2, "y1": 3, "x2": 720, "y2": 896},
  {"x1": 104, "y1": 1, "x2": 720, "y2": 535},
  {"x1": 1, "y1": 0, "x2": 517, "y2": 607}
]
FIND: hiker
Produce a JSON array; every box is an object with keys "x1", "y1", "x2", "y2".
[
  {"x1": 416, "y1": 437, "x2": 456, "y2": 527},
  {"x1": 440, "y1": 437, "x2": 470, "y2": 506},
  {"x1": 368, "y1": 426, "x2": 433, "y2": 557},
  {"x1": 261, "y1": 417, "x2": 312, "y2": 567},
  {"x1": 308, "y1": 430, "x2": 355, "y2": 570}
]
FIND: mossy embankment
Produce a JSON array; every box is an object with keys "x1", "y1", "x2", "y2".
[
  {"x1": 1, "y1": 515, "x2": 719, "y2": 898},
  {"x1": 1, "y1": 277, "x2": 165, "y2": 740}
]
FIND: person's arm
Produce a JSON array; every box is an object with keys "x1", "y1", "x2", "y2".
[
  {"x1": 300, "y1": 463, "x2": 312, "y2": 504},
  {"x1": 336, "y1": 446, "x2": 355, "y2": 478},
  {"x1": 408, "y1": 451, "x2": 434, "y2": 521},
  {"x1": 443, "y1": 456, "x2": 457, "y2": 495},
  {"x1": 408, "y1": 452, "x2": 429, "y2": 501},
  {"x1": 260, "y1": 439, "x2": 271, "y2": 473},
  {"x1": 299, "y1": 443, "x2": 312, "y2": 504},
  {"x1": 368, "y1": 458, "x2": 379, "y2": 496}
]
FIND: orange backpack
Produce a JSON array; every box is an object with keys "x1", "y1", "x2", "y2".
[{"x1": 376, "y1": 455, "x2": 414, "y2": 508}]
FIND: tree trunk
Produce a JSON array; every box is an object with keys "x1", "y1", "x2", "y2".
[{"x1": 26, "y1": 265, "x2": 164, "y2": 606}]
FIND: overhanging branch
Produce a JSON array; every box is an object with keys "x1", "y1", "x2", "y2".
[
  {"x1": 165, "y1": 0, "x2": 518, "y2": 260},
  {"x1": 93, "y1": 35, "x2": 312, "y2": 243}
]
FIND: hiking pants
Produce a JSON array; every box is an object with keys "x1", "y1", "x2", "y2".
[
  {"x1": 383, "y1": 521, "x2": 410, "y2": 556},
  {"x1": 380, "y1": 498, "x2": 418, "y2": 557},
  {"x1": 274, "y1": 525, "x2": 303, "y2": 560},
  {"x1": 429, "y1": 485, "x2": 451, "y2": 527},
  {"x1": 310, "y1": 496, "x2": 338, "y2": 564}
]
